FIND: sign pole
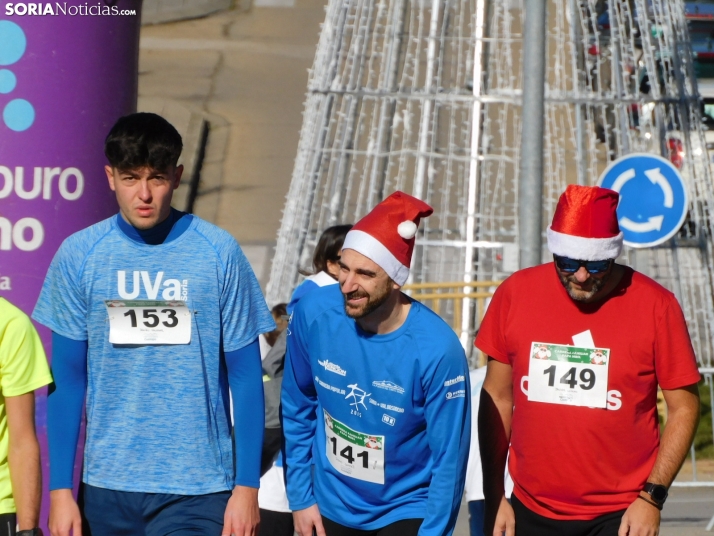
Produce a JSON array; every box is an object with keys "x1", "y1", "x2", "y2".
[{"x1": 518, "y1": 0, "x2": 547, "y2": 269}]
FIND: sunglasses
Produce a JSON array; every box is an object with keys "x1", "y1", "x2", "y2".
[{"x1": 554, "y1": 255, "x2": 612, "y2": 274}]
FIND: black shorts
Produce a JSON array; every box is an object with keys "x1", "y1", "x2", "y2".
[
  {"x1": 512, "y1": 494, "x2": 626, "y2": 536},
  {"x1": 0, "y1": 514, "x2": 14, "y2": 536},
  {"x1": 321, "y1": 516, "x2": 423, "y2": 536},
  {"x1": 260, "y1": 508, "x2": 294, "y2": 536}
]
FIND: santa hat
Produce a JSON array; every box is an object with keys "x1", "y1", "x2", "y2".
[
  {"x1": 342, "y1": 191, "x2": 433, "y2": 285},
  {"x1": 547, "y1": 185, "x2": 623, "y2": 261}
]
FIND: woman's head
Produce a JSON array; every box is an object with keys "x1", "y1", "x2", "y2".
[{"x1": 312, "y1": 224, "x2": 353, "y2": 278}]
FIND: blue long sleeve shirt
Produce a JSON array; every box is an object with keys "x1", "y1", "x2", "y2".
[{"x1": 281, "y1": 284, "x2": 471, "y2": 534}]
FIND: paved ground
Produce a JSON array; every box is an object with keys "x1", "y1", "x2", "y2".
[
  {"x1": 660, "y1": 487, "x2": 714, "y2": 535},
  {"x1": 451, "y1": 486, "x2": 714, "y2": 535},
  {"x1": 138, "y1": 0, "x2": 325, "y2": 284}
]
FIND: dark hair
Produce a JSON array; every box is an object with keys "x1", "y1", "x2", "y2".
[
  {"x1": 104, "y1": 113, "x2": 183, "y2": 171},
  {"x1": 306, "y1": 224, "x2": 353, "y2": 275},
  {"x1": 271, "y1": 303, "x2": 288, "y2": 319}
]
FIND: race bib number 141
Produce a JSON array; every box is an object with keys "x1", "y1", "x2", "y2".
[
  {"x1": 105, "y1": 300, "x2": 191, "y2": 345},
  {"x1": 324, "y1": 410, "x2": 385, "y2": 484},
  {"x1": 527, "y1": 342, "x2": 609, "y2": 408}
]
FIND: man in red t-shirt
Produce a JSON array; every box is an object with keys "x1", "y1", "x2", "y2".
[{"x1": 476, "y1": 185, "x2": 701, "y2": 536}]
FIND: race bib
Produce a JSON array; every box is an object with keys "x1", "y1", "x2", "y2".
[
  {"x1": 324, "y1": 410, "x2": 385, "y2": 484},
  {"x1": 105, "y1": 300, "x2": 191, "y2": 345},
  {"x1": 527, "y1": 342, "x2": 609, "y2": 408}
]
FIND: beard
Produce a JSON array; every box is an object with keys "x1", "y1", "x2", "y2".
[
  {"x1": 558, "y1": 271, "x2": 608, "y2": 302},
  {"x1": 343, "y1": 281, "x2": 392, "y2": 319}
]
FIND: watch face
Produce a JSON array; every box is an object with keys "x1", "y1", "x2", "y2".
[{"x1": 651, "y1": 485, "x2": 668, "y2": 502}]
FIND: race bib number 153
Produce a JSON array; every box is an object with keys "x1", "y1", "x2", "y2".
[{"x1": 105, "y1": 300, "x2": 191, "y2": 345}]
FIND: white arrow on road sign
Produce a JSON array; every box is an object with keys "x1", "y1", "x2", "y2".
[
  {"x1": 619, "y1": 215, "x2": 664, "y2": 233},
  {"x1": 644, "y1": 168, "x2": 674, "y2": 208},
  {"x1": 610, "y1": 167, "x2": 674, "y2": 210},
  {"x1": 611, "y1": 168, "x2": 635, "y2": 193}
]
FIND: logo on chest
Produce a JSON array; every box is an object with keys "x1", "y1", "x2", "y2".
[
  {"x1": 117, "y1": 271, "x2": 188, "y2": 301},
  {"x1": 345, "y1": 383, "x2": 371, "y2": 417},
  {"x1": 318, "y1": 359, "x2": 347, "y2": 376},
  {"x1": 372, "y1": 380, "x2": 405, "y2": 394}
]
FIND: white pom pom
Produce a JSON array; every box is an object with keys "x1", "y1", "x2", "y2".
[{"x1": 398, "y1": 220, "x2": 418, "y2": 239}]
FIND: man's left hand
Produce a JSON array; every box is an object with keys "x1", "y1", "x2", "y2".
[
  {"x1": 618, "y1": 495, "x2": 661, "y2": 536},
  {"x1": 222, "y1": 485, "x2": 260, "y2": 536}
]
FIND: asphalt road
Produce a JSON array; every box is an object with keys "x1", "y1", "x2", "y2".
[{"x1": 453, "y1": 487, "x2": 714, "y2": 536}]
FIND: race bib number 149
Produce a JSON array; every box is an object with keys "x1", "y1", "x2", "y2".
[
  {"x1": 527, "y1": 342, "x2": 609, "y2": 408},
  {"x1": 105, "y1": 300, "x2": 191, "y2": 345}
]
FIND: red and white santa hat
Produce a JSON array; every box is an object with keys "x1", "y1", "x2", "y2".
[
  {"x1": 342, "y1": 191, "x2": 433, "y2": 285},
  {"x1": 547, "y1": 185, "x2": 623, "y2": 261}
]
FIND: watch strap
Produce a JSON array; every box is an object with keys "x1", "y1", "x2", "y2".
[{"x1": 637, "y1": 494, "x2": 663, "y2": 511}]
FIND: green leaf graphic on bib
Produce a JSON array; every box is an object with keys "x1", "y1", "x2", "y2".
[
  {"x1": 324, "y1": 410, "x2": 385, "y2": 484},
  {"x1": 531, "y1": 343, "x2": 608, "y2": 365}
]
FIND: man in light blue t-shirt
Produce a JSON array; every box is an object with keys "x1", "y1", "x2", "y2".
[{"x1": 33, "y1": 113, "x2": 275, "y2": 536}]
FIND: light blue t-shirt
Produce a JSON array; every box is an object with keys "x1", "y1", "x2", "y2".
[{"x1": 33, "y1": 215, "x2": 275, "y2": 494}]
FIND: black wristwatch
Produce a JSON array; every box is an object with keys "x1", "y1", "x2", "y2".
[
  {"x1": 642, "y1": 482, "x2": 668, "y2": 509},
  {"x1": 17, "y1": 529, "x2": 43, "y2": 536}
]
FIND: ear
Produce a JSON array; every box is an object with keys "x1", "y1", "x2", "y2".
[
  {"x1": 105, "y1": 165, "x2": 117, "y2": 192},
  {"x1": 173, "y1": 165, "x2": 184, "y2": 190}
]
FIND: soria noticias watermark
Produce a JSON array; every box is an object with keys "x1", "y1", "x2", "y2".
[{"x1": 4, "y1": 2, "x2": 137, "y2": 15}]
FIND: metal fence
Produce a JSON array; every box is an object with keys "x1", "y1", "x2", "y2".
[{"x1": 674, "y1": 369, "x2": 714, "y2": 488}]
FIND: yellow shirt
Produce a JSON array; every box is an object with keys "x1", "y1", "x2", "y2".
[{"x1": 0, "y1": 298, "x2": 52, "y2": 514}]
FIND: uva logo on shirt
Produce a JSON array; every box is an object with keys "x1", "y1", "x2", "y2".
[{"x1": 117, "y1": 271, "x2": 189, "y2": 301}]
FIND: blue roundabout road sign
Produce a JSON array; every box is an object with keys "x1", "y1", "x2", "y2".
[{"x1": 597, "y1": 153, "x2": 689, "y2": 248}]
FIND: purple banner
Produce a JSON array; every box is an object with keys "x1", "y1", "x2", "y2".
[{"x1": 0, "y1": 1, "x2": 141, "y2": 529}]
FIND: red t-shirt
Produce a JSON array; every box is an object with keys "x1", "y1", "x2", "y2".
[{"x1": 475, "y1": 263, "x2": 701, "y2": 520}]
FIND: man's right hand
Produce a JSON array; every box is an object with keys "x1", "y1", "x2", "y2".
[
  {"x1": 491, "y1": 496, "x2": 515, "y2": 536},
  {"x1": 49, "y1": 489, "x2": 81, "y2": 536},
  {"x1": 293, "y1": 504, "x2": 326, "y2": 536}
]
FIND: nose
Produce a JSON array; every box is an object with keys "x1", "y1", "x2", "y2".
[
  {"x1": 138, "y1": 179, "x2": 152, "y2": 201},
  {"x1": 573, "y1": 266, "x2": 591, "y2": 283},
  {"x1": 340, "y1": 272, "x2": 358, "y2": 294}
]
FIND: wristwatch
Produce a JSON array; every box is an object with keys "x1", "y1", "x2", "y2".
[
  {"x1": 642, "y1": 482, "x2": 668, "y2": 509},
  {"x1": 17, "y1": 529, "x2": 43, "y2": 536}
]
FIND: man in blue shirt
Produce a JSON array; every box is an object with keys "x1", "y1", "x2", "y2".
[
  {"x1": 282, "y1": 192, "x2": 471, "y2": 536},
  {"x1": 33, "y1": 113, "x2": 275, "y2": 536}
]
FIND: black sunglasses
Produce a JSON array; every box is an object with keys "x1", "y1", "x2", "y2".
[{"x1": 554, "y1": 255, "x2": 612, "y2": 274}]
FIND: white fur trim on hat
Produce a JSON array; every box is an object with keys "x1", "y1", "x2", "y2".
[
  {"x1": 342, "y1": 229, "x2": 410, "y2": 286},
  {"x1": 547, "y1": 226, "x2": 623, "y2": 261},
  {"x1": 397, "y1": 220, "x2": 418, "y2": 239}
]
